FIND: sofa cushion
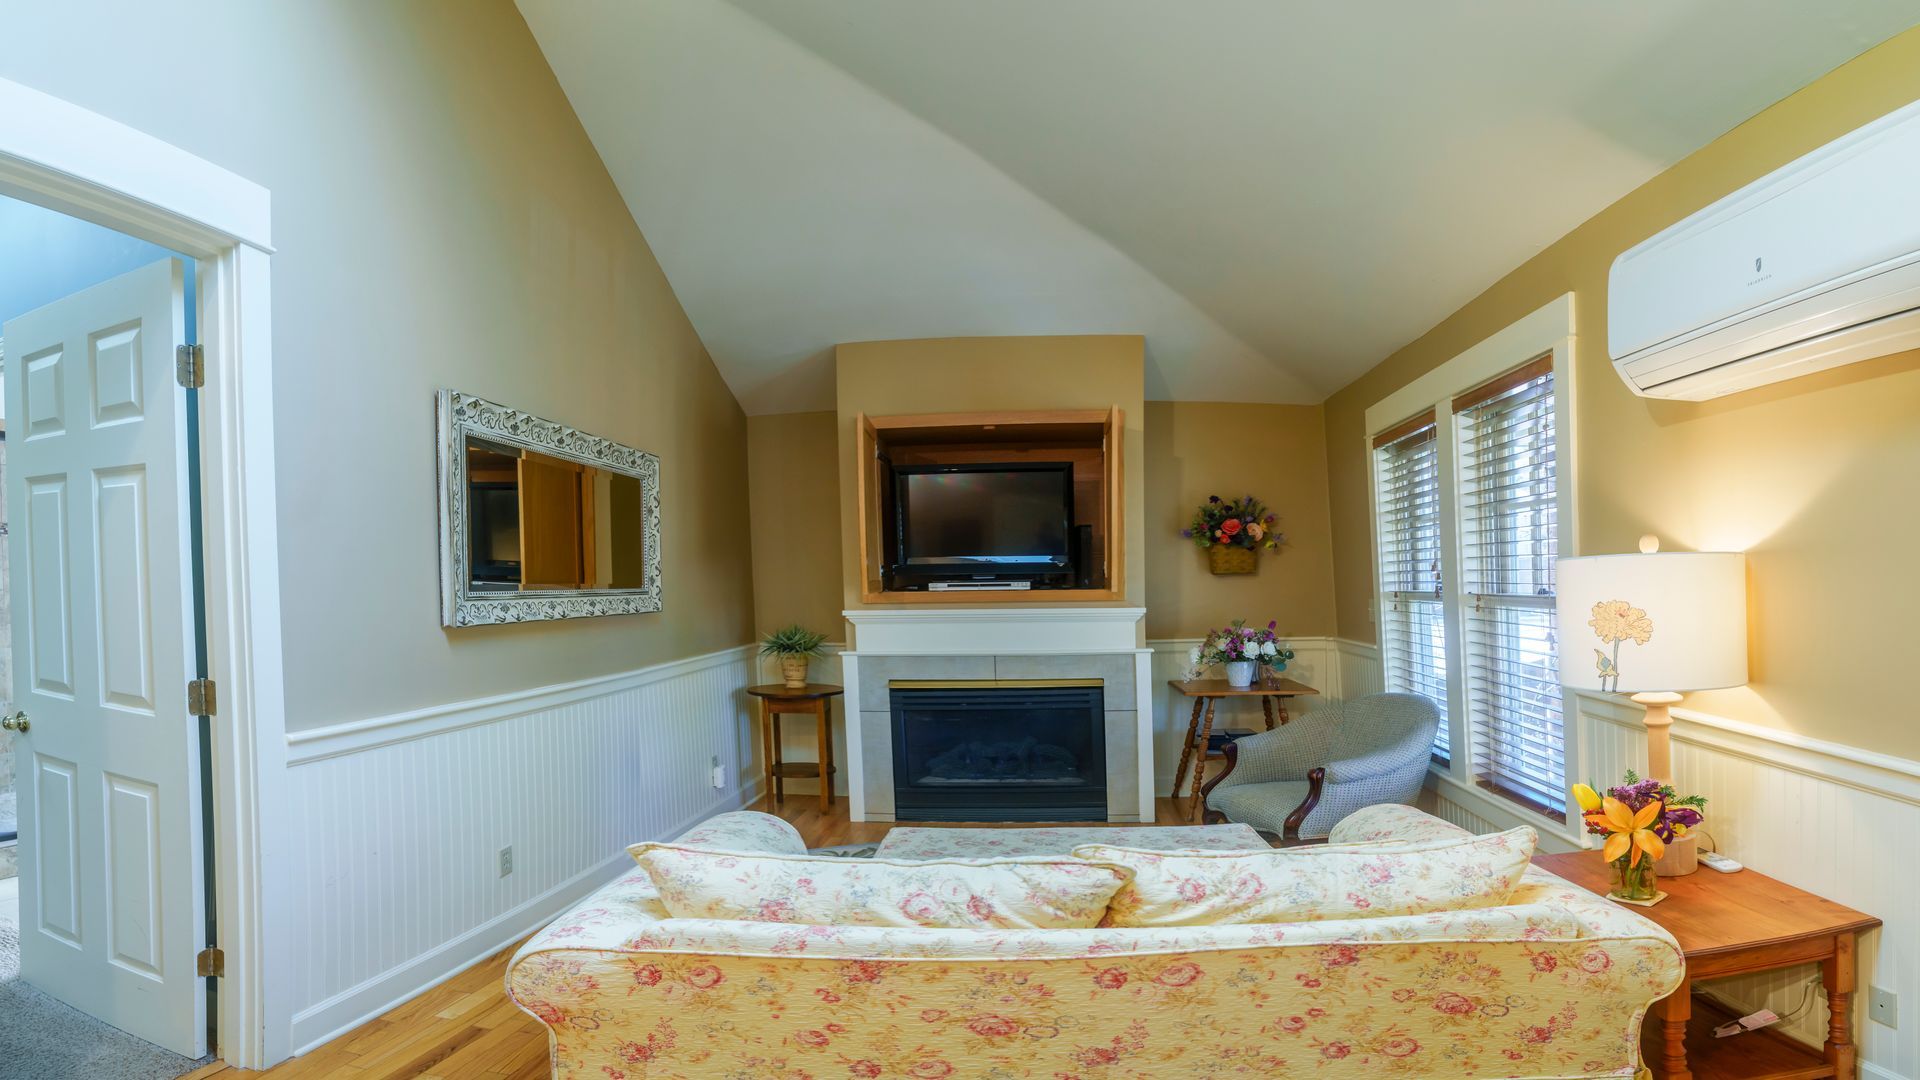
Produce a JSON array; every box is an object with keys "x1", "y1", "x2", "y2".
[
  {"x1": 629, "y1": 843, "x2": 1132, "y2": 929},
  {"x1": 1074, "y1": 825, "x2": 1537, "y2": 927},
  {"x1": 669, "y1": 810, "x2": 808, "y2": 855}
]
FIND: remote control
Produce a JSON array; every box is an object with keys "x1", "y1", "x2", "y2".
[{"x1": 1697, "y1": 850, "x2": 1743, "y2": 873}]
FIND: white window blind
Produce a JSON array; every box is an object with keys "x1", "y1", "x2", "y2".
[
  {"x1": 1372, "y1": 414, "x2": 1449, "y2": 761},
  {"x1": 1455, "y1": 358, "x2": 1563, "y2": 816}
]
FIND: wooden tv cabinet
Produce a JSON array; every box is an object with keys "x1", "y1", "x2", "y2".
[{"x1": 855, "y1": 408, "x2": 1124, "y2": 604}]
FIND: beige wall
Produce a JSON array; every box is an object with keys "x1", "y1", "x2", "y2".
[
  {"x1": 834, "y1": 335, "x2": 1148, "y2": 613},
  {"x1": 747, "y1": 395, "x2": 1342, "y2": 644},
  {"x1": 1325, "y1": 26, "x2": 1920, "y2": 758},
  {"x1": 746, "y1": 411, "x2": 844, "y2": 637},
  {"x1": 0, "y1": 1, "x2": 756, "y2": 731},
  {"x1": 1144, "y1": 402, "x2": 1336, "y2": 640}
]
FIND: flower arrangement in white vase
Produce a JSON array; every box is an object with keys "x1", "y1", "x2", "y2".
[{"x1": 1185, "y1": 620, "x2": 1295, "y2": 687}]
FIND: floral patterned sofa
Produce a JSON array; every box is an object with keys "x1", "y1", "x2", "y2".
[{"x1": 507, "y1": 805, "x2": 1682, "y2": 1079}]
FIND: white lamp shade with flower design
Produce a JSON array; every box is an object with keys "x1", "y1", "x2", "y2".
[
  {"x1": 1555, "y1": 544, "x2": 1747, "y2": 801},
  {"x1": 1554, "y1": 551, "x2": 1747, "y2": 694}
]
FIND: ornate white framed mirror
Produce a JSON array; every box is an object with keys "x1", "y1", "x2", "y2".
[{"x1": 436, "y1": 389, "x2": 661, "y2": 625}]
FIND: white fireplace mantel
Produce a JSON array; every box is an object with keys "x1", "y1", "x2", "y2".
[{"x1": 844, "y1": 606, "x2": 1147, "y2": 654}]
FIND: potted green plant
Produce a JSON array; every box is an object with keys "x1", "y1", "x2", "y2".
[{"x1": 761, "y1": 624, "x2": 829, "y2": 689}]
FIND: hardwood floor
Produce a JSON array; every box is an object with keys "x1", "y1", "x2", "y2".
[{"x1": 189, "y1": 796, "x2": 1197, "y2": 1079}]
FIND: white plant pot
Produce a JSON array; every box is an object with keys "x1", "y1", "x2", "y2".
[{"x1": 1224, "y1": 660, "x2": 1257, "y2": 687}]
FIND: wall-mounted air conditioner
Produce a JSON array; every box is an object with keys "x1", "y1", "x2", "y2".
[{"x1": 1609, "y1": 96, "x2": 1920, "y2": 401}]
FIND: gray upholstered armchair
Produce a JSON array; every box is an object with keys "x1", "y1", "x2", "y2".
[{"x1": 1202, "y1": 692, "x2": 1441, "y2": 843}]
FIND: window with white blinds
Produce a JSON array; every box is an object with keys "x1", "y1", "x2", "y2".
[
  {"x1": 1372, "y1": 414, "x2": 1449, "y2": 762},
  {"x1": 1455, "y1": 357, "x2": 1564, "y2": 816}
]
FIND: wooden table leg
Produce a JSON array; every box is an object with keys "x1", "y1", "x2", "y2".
[
  {"x1": 1825, "y1": 932, "x2": 1858, "y2": 1078},
  {"x1": 1171, "y1": 697, "x2": 1204, "y2": 797},
  {"x1": 1187, "y1": 698, "x2": 1217, "y2": 822},
  {"x1": 1261, "y1": 696, "x2": 1276, "y2": 730},
  {"x1": 772, "y1": 709, "x2": 785, "y2": 805},
  {"x1": 1652, "y1": 978, "x2": 1692, "y2": 1080},
  {"x1": 760, "y1": 699, "x2": 776, "y2": 806},
  {"x1": 817, "y1": 698, "x2": 832, "y2": 812}
]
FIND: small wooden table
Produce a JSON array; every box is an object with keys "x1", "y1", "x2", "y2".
[
  {"x1": 1166, "y1": 676, "x2": 1318, "y2": 822},
  {"x1": 746, "y1": 684, "x2": 843, "y2": 811},
  {"x1": 1534, "y1": 851, "x2": 1880, "y2": 1080}
]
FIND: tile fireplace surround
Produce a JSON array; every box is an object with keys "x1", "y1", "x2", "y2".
[{"x1": 840, "y1": 608, "x2": 1154, "y2": 822}]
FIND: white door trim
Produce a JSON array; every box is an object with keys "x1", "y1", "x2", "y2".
[{"x1": 0, "y1": 76, "x2": 289, "y2": 1067}]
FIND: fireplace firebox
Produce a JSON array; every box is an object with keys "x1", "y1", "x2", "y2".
[{"x1": 890, "y1": 683, "x2": 1106, "y2": 821}]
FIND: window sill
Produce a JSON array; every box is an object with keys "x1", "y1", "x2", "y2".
[{"x1": 1425, "y1": 764, "x2": 1584, "y2": 851}]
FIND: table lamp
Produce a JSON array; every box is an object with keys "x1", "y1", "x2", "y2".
[{"x1": 1555, "y1": 536, "x2": 1747, "y2": 785}]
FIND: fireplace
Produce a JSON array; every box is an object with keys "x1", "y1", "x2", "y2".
[{"x1": 890, "y1": 682, "x2": 1106, "y2": 821}]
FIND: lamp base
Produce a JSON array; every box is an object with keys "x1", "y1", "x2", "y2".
[{"x1": 1630, "y1": 691, "x2": 1684, "y2": 784}]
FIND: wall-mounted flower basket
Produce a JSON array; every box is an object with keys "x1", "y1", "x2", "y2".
[
  {"x1": 1208, "y1": 545, "x2": 1257, "y2": 575},
  {"x1": 1183, "y1": 494, "x2": 1283, "y2": 576}
]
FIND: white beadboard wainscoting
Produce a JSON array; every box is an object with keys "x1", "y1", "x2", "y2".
[
  {"x1": 774, "y1": 638, "x2": 1358, "y2": 803},
  {"x1": 1332, "y1": 636, "x2": 1915, "y2": 1080},
  {"x1": 282, "y1": 644, "x2": 763, "y2": 1053}
]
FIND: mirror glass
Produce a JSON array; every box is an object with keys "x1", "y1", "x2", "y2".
[
  {"x1": 463, "y1": 435, "x2": 651, "y2": 592},
  {"x1": 437, "y1": 389, "x2": 661, "y2": 625}
]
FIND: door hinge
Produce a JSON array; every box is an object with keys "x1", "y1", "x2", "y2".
[
  {"x1": 196, "y1": 946, "x2": 225, "y2": 978},
  {"x1": 175, "y1": 343, "x2": 205, "y2": 389},
  {"x1": 187, "y1": 678, "x2": 217, "y2": 717}
]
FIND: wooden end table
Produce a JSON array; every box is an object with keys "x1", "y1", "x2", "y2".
[
  {"x1": 1534, "y1": 851, "x2": 1880, "y2": 1080},
  {"x1": 1166, "y1": 676, "x2": 1318, "y2": 822},
  {"x1": 746, "y1": 684, "x2": 843, "y2": 811}
]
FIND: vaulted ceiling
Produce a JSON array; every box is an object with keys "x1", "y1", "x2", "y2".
[{"x1": 516, "y1": 0, "x2": 1919, "y2": 414}]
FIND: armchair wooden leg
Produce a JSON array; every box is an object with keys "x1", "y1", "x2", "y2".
[
  {"x1": 1280, "y1": 767, "x2": 1326, "y2": 844},
  {"x1": 1200, "y1": 741, "x2": 1239, "y2": 824}
]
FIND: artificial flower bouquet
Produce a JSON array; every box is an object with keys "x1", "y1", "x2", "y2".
[
  {"x1": 1185, "y1": 620, "x2": 1295, "y2": 684},
  {"x1": 1571, "y1": 771, "x2": 1706, "y2": 901},
  {"x1": 1182, "y1": 494, "x2": 1282, "y2": 550}
]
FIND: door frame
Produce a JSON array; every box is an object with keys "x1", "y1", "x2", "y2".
[{"x1": 0, "y1": 77, "x2": 291, "y2": 1068}]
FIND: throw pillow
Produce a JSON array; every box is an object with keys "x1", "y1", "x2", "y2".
[
  {"x1": 1074, "y1": 826, "x2": 1537, "y2": 927},
  {"x1": 629, "y1": 843, "x2": 1132, "y2": 930}
]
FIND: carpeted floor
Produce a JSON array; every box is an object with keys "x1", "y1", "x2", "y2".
[{"x1": 0, "y1": 876, "x2": 211, "y2": 1079}]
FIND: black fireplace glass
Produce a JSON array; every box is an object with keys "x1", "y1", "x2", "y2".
[{"x1": 890, "y1": 684, "x2": 1106, "y2": 821}]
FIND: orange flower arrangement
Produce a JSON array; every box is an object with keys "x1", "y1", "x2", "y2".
[{"x1": 1584, "y1": 795, "x2": 1666, "y2": 867}]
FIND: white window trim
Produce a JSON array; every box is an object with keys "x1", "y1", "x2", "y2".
[{"x1": 1364, "y1": 294, "x2": 1581, "y2": 845}]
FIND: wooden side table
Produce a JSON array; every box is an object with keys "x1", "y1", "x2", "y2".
[
  {"x1": 1534, "y1": 851, "x2": 1880, "y2": 1080},
  {"x1": 746, "y1": 684, "x2": 844, "y2": 812},
  {"x1": 1166, "y1": 676, "x2": 1318, "y2": 822}
]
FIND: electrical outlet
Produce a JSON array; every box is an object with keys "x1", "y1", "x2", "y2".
[
  {"x1": 498, "y1": 845, "x2": 513, "y2": 879},
  {"x1": 1871, "y1": 986, "x2": 1897, "y2": 1029},
  {"x1": 711, "y1": 754, "x2": 726, "y2": 789}
]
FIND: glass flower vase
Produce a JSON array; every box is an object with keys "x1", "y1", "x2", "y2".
[{"x1": 1611, "y1": 854, "x2": 1659, "y2": 901}]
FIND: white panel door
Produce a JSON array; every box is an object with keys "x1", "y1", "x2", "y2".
[{"x1": 3, "y1": 258, "x2": 204, "y2": 1056}]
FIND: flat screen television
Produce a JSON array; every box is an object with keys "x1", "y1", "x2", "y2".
[{"x1": 890, "y1": 462, "x2": 1074, "y2": 584}]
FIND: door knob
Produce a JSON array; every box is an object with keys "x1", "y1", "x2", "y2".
[{"x1": 1, "y1": 711, "x2": 28, "y2": 733}]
